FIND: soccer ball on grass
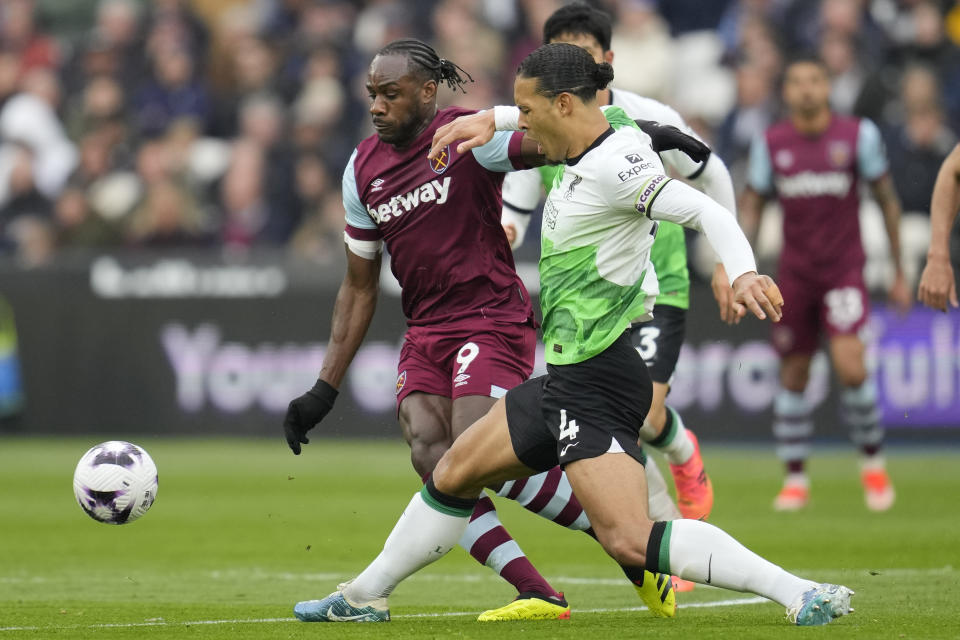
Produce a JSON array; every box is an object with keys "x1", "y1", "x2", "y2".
[{"x1": 73, "y1": 441, "x2": 158, "y2": 524}]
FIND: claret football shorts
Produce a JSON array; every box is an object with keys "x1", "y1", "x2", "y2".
[
  {"x1": 395, "y1": 319, "x2": 536, "y2": 410},
  {"x1": 771, "y1": 267, "x2": 870, "y2": 357}
]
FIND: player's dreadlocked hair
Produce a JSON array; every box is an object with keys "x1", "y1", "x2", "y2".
[
  {"x1": 518, "y1": 42, "x2": 613, "y2": 101},
  {"x1": 542, "y1": 1, "x2": 613, "y2": 51},
  {"x1": 376, "y1": 38, "x2": 474, "y2": 93}
]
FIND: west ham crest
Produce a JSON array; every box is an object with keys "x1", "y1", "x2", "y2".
[
  {"x1": 827, "y1": 140, "x2": 851, "y2": 168},
  {"x1": 429, "y1": 145, "x2": 451, "y2": 174}
]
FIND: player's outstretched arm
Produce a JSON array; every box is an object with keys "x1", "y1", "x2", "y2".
[
  {"x1": 919, "y1": 143, "x2": 960, "y2": 311},
  {"x1": 645, "y1": 178, "x2": 777, "y2": 321},
  {"x1": 430, "y1": 107, "x2": 544, "y2": 168},
  {"x1": 869, "y1": 173, "x2": 912, "y2": 312},
  {"x1": 283, "y1": 249, "x2": 381, "y2": 454},
  {"x1": 430, "y1": 109, "x2": 496, "y2": 158}
]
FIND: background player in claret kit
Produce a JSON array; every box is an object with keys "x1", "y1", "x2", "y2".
[
  {"x1": 738, "y1": 55, "x2": 913, "y2": 512},
  {"x1": 499, "y1": 2, "x2": 737, "y2": 526},
  {"x1": 918, "y1": 143, "x2": 960, "y2": 312},
  {"x1": 281, "y1": 38, "x2": 677, "y2": 621},
  {"x1": 291, "y1": 43, "x2": 854, "y2": 628}
]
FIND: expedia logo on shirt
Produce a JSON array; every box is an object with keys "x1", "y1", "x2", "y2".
[
  {"x1": 366, "y1": 177, "x2": 452, "y2": 224},
  {"x1": 618, "y1": 163, "x2": 655, "y2": 182}
]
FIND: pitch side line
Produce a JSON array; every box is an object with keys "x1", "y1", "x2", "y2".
[{"x1": 0, "y1": 596, "x2": 768, "y2": 632}]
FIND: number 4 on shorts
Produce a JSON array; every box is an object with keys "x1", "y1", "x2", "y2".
[{"x1": 558, "y1": 409, "x2": 579, "y2": 441}]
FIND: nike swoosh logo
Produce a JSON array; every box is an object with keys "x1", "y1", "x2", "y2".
[
  {"x1": 706, "y1": 553, "x2": 713, "y2": 584},
  {"x1": 560, "y1": 442, "x2": 579, "y2": 457}
]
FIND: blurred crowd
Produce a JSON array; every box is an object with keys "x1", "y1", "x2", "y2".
[{"x1": 0, "y1": 0, "x2": 956, "y2": 271}]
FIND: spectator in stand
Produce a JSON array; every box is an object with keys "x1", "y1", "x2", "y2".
[
  {"x1": 54, "y1": 185, "x2": 123, "y2": 249},
  {"x1": 127, "y1": 176, "x2": 209, "y2": 247},
  {"x1": 819, "y1": 28, "x2": 867, "y2": 114},
  {"x1": 134, "y1": 43, "x2": 211, "y2": 138},
  {"x1": 210, "y1": 35, "x2": 281, "y2": 138},
  {"x1": 0, "y1": 0, "x2": 59, "y2": 76},
  {"x1": 231, "y1": 93, "x2": 298, "y2": 245},
  {"x1": 886, "y1": 67, "x2": 957, "y2": 215},
  {"x1": 219, "y1": 138, "x2": 269, "y2": 249},
  {"x1": 64, "y1": 74, "x2": 126, "y2": 141},
  {"x1": 609, "y1": 0, "x2": 673, "y2": 103},
  {"x1": 288, "y1": 152, "x2": 344, "y2": 265},
  {"x1": 62, "y1": 0, "x2": 145, "y2": 98},
  {"x1": 892, "y1": 1, "x2": 960, "y2": 133},
  {"x1": 0, "y1": 145, "x2": 52, "y2": 227},
  {"x1": 0, "y1": 53, "x2": 21, "y2": 110},
  {"x1": 715, "y1": 62, "x2": 777, "y2": 180},
  {"x1": 141, "y1": 0, "x2": 208, "y2": 66},
  {"x1": 0, "y1": 69, "x2": 76, "y2": 207}
]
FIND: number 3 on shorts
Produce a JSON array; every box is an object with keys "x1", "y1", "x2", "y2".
[
  {"x1": 456, "y1": 342, "x2": 480, "y2": 375},
  {"x1": 635, "y1": 326, "x2": 661, "y2": 361}
]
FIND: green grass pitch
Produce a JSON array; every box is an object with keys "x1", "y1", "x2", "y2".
[{"x1": 1, "y1": 437, "x2": 958, "y2": 639}]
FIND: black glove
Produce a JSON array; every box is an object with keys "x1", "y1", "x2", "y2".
[
  {"x1": 635, "y1": 120, "x2": 712, "y2": 164},
  {"x1": 283, "y1": 379, "x2": 338, "y2": 454}
]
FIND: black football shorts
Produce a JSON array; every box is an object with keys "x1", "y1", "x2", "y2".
[{"x1": 504, "y1": 332, "x2": 652, "y2": 472}]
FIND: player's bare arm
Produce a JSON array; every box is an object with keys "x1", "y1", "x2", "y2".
[
  {"x1": 869, "y1": 173, "x2": 912, "y2": 312},
  {"x1": 430, "y1": 109, "x2": 545, "y2": 167},
  {"x1": 283, "y1": 249, "x2": 381, "y2": 454},
  {"x1": 319, "y1": 249, "x2": 382, "y2": 388},
  {"x1": 430, "y1": 109, "x2": 495, "y2": 157},
  {"x1": 919, "y1": 143, "x2": 960, "y2": 311}
]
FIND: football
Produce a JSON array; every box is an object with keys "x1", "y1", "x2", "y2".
[{"x1": 73, "y1": 441, "x2": 158, "y2": 525}]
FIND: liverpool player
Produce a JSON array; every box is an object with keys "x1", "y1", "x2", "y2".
[
  {"x1": 281, "y1": 38, "x2": 674, "y2": 620},
  {"x1": 499, "y1": 2, "x2": 730, "y2": 525},
  {"x1": 739, "y1": 56, "x2": 912, "y2": 512},
  {"x1": 291, "y1": 43, "x2": 853, "y2": 627}
]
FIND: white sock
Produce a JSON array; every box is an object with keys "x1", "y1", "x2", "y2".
[
  {"x1": 666, "y1": 519, "x2": 816, "y2": 606},
  {"x1": 646, "y1": 457, "x2": 682, "y2": 520},
  {"x1": 643, "y1": 407, "x2": 695, "y2": 465},
  {"x1": 346, "y1": 490, "x2": 470, "y2": 603}
]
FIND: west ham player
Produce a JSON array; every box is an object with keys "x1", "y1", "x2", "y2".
[
  {"x1": 282, "y1": 38, "x2": 675, "y2": 621},
  {"x1": 739, "y1": 56, "x2": 912, "y2": 512},
  {"x1": 498, "y1": 2, "x2": 731, "y2": 524},
  {"x1": 292, "y1": 44, "x2": 854, "y2": 627},
  {"x1": 918, "y1": 143, "x2": 960, "y2": 312}
]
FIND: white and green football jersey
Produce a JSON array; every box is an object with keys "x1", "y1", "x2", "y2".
[{"x1": 540, "y1": 106, "x2": 672, "y2": 365}]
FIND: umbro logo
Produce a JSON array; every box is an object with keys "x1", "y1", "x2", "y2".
[{"x1": 370, "y1": 178, "x2": 385, "y2": 192}]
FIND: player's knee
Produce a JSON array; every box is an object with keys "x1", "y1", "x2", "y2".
[
  {"x1": 409, "y1": 442, "x2": 447, "y2": 478},
  {"x1": 599, "y1": 531, "x2": 647, "y2": 569},
  {"x1": 432, "y1": 447, "x2": 482, "y2": 497},
  {"x1": 780, "y1": 363, "x2": 810, "y2": 391},
  {"x1": 836, "y1": 365, "x2": 867, "y2": 388}
]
